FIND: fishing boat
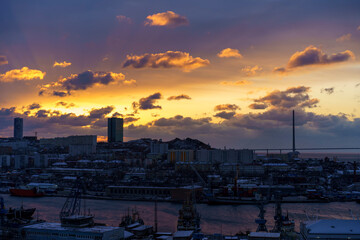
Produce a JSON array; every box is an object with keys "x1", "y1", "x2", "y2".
[{"x1": 6, "y1": 206, "x2": 36, "y2": 220}]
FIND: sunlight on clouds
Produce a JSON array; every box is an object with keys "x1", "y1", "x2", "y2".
[
  {"x1": 123, "y1": 51, "x2": 209, "y2": 72},
  {"x1": 144, "y1": 11, "x2": 188, "y2": 27},
  {"x1": 53, "y1": 61, "x2": 72, "y2": 68},
  {"x1": 336, "y1": 33, "x2": 352, "y2": 42},
  {"x1": 242, "y1": 65, "x2": 262, "y2": 76},
  {"x1": 220, "y1": 80, "x2": 251, "y2": 85},
  {"x1": 0, "y1": 67, "x2": 46, "y2": 82},
  {"x1": 217, "y1": 48, "x2": 243, "y2": 58}
]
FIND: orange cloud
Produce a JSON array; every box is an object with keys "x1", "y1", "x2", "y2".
[
  {"x1": 53, "y1": 61, "x2": 72, "y2": 68},
  {"x1": 217, "y1": 48, "x2": 243, "y2": 58},
  {"x1": 220, "y1": 80, "x2": 250, "y2": 85},
  {"x1": 0, "y1": 56, "x2": 8, "y2": 66},
  {"x1": 123, "y1": 51, "x2": 210, "y2": 72},
  {"x1": 0, "y1": 67, "x2": 46, "y2": 82},
  {"x1": 144, "y1": 11, "x2": 189, "y2": 27},
  {"x1": 336, "y1": 33, "x2": 352, "y2": 42},
  {"x1": 242, "y1": 65, "x2": 262, "y2": 76}
]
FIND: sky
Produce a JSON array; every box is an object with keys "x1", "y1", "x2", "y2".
[{"x1": 0, "y1": 0, "x2": 360, "y2": 149}]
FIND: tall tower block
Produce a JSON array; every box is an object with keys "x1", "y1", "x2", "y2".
[
  {"x1": 108, "y1": 118, "x2": 123, "y2": 143},
  {"x1": 14, "y1": 117, "x2": 23, "y2": 139}
]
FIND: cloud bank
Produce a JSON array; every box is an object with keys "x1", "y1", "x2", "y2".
[{"x1": 123, "y1": 51, "x2": 210, "y2": 72}]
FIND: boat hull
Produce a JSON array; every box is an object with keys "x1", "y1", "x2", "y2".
[{"x1": 9, "y1": 188, "x2": 44, "y2": 197}]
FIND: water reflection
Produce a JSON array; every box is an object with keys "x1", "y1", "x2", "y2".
[{"x1": 2, "y1": 195, "x2": 360, "y2": 234}]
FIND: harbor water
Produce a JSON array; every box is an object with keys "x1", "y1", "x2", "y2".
[{"x1": 2, "y1": 195, "x2": 360, "y2": 234}]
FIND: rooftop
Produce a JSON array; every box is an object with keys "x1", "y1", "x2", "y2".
[
  {"x1": 304, "y1": 219, "x2": 360, "y2": 235},
  {"x1": 23, "y1": 222, "x2": 122, "y2": 234}
]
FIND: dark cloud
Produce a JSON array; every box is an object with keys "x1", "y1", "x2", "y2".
[
  {"x1": 214, "y1": 111, "x2": 236, "y2": 120},
  {"x1": 287, "y1": 46, "x2": 355, "y2": 68},
  {"x1": 321, "y1": 87, "x2": 334, "y2": 95},
  {"x1": 125, "y1": 109, "x2": 360, "y2": 149},
  {"x1": 0, "y1": 56, "x2": 8, "y2": 65},
  {"x1": 88, "y1": 106, "x2": 114, "y2": 119},
  {"x1": 133, "y1": 92, "x2": 162, "y2": 110},
  {"x1": 112, "y1": 112, "x2": 123, "y2": 118},
  {"x1": 153, "y1": 115, "x2": 211, "y2": 127},
  {"x1": 56, "y1": 101, "x2": 75, "y2": 108},
  {"x1": 123, "y1": 51, "x2": 209, "y2": 72},
  {"x1": 0, "y1": 107, "x2": 15, "y2": 116},
  {"x1": 124, "y1": 117, "x2": 139, "y2": 123},
  {"x1": 248, "y1": 103, "x2": 268, "y2": 110},
  {"x1": 167, "y1": 94, "x2": 191, "y2": 101},
  {"x1": 214, "y1": 104, "x2": 240, "y2": 111},
  {"x1": 272, "y1": 67, "x2": 286, "y2": 74},
  {"x1": 1, "y1": 103, "x2": 360, "y2": 149},
  {"x1": 52, "y1": 91, "x2": 68, "y2": 97},
  {"x1": 27, "y1": 103, "x2": 41, "y2": 110},
  {"x1": 253, "y1": 86, "x2": 319, "y2": 109},
  {"x1": 35, "y1": 110, "x2": 49, "y2": 118},
  {"x1": 39, "y1": 70, "x2": 133, "y2": 97}
]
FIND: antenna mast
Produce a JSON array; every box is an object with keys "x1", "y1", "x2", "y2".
[{"x1": 292, "y1": 110, "x2": 296, "y2": 154}]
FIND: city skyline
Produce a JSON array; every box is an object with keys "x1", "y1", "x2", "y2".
[{"x1": 0, "y1": 0, "x2": 360, "y2": 148}]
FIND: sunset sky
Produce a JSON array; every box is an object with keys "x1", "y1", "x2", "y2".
[{"x1": 1, "y1": 0, "x2": 360, "y2": 149}]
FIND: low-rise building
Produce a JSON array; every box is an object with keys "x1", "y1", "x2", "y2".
[
  {"x1": 300, "y1": 219, "x2": 360, "y2": 239},
  {"x1": 23, "y1": 222, "x2": 124, "y2": 240}
]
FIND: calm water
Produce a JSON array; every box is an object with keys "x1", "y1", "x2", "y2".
[{"x1": 2, "y1": 195, "x2": 360, "y2": 234}]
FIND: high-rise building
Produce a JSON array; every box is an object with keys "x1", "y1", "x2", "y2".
[
  {"x1": 14, "y1": 118, "x2": 23, "y2": 139},
  {"x1": 108, "y1": 118, "x2": 123, "y2": 142}
]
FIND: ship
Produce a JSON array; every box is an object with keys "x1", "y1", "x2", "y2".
[
  {"x1": 59, "y1": 179, "x2": 94, "y2": 228},
  {"x1": 6, "y1": 206, "x2": 36, "y2": 220},
  {"x1": 119, "y1": 208, "x2": 144, "y2": 227},
  {"x1": 9, "y1": 187, "x2": 44, "y2": 197},
  {"x1": 177, "y1": 197, "x2": 201, "y2": 232}
]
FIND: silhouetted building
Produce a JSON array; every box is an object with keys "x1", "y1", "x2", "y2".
[
  {"x1": 40, "y1": 135, "x2": 97, "y2": 156},
  {"x1": 14, "y1": 117, "x2": 23, "y2": 139},
  {"x1": 108, "y1": 118, "x2": 123, "y2": 143}
]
